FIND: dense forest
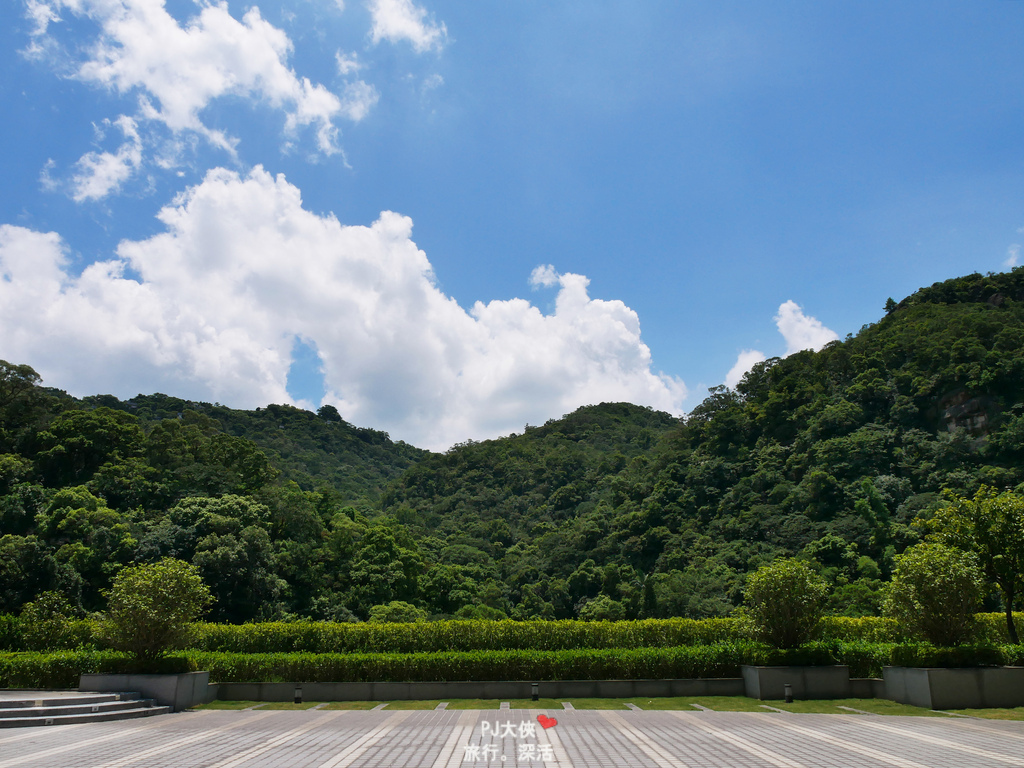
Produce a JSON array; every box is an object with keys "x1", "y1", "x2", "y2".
[{"x1": 2, "y1": 269, "x2": 1023, "y2": 625}]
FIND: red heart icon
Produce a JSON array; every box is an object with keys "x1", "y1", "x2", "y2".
[{"x1": 537, "y1": 714, "x2": 558, "y2": 729}]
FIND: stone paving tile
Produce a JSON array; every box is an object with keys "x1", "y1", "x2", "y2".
[{"x1": 5, "y1": 707, "x2": 1024, "y2": 768}]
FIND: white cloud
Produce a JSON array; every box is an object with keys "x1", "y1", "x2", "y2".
[
  {"x1": 724, "y1": 301, "x2": 837, "y2": 389},
  {"x1": 71, "y1": 115, "x2": 143, "y2": 201},
  {"x1": 27, "y1": 0, "x2": 367, "y2": 196},
  {"x1": 530, "y1": 264, "x2": 560, "y2": 288},
  {"x1": 335, "y1": 50, "x2": 362, "y2": 76},
  {"x1": 725, "y1": 349, "x2": 767, "y2": 389},
  {"x1": 774, "y1": 299, "x2": 839, "y2": 356},
  {"x1": 368, "y1": 0, "x2": 447, "y2": 53},
  {"x1": 1005, "y1": 244, "x2": 1020, "y2": 268},
  {"x1": 338, "y1": 80, "x2": 379, "y2": 122},
  {"x1": 0, "y1": 167, "x2": 684, "y2": 450}
]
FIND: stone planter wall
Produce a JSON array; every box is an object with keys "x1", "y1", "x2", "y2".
[
  {"x1": 741, "y1": 665, "x2": 854, "y2": 700},
  {"x1": 79, "y1": 671, "x2": 213, "y2": 711},
  {"x1": 883, "y1": 666, "x2": 1024, "y2": 710},
  {"x1": 215, "y1": 678, "x2": 746, "y2": 702}
]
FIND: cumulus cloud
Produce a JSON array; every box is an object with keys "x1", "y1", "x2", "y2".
[
  {"x1": 1005, "y1": 244, "x2": 1020, "y2": 268},
  {"x1": 70, "y1": 115, "x2": 143, "y2": 201},
  {"x1": 529, "y1": 264, "x2": 559, "y2": 289},
  {"x1": 724, "y1": 301, "x2": 837, "y2": 389},
  {"x1": 0, "y1": 167, "x2": 684, "y2": 450},
  {"x1": 336, "y1": 50, "x2": 362, "y2": 75},
  {"x1": 774, "y1": 299, "x2": 839, "y2": 356},
  {"x1": 27, "y1": 0, "x2": 373, "y2": 196},
  {"x1": 368, "y1": 0, "x2": 447, "y2": 52}
]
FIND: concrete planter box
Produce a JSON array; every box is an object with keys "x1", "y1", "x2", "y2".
[
  {"x1": 215, "y1": 678, "x2": 746, "y2": 702},
  {"x1": 883, "y1": 666, "x2": 1024, "y2": 710},
  {"x1": 80, "y1": 671, "x2": 213, "y2": 712},
  {"x1": 742, "y1": 665, "x2": 852, "y2": 700}
]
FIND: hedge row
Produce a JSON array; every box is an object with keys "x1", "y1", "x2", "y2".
[
  {"x1": 189, "y1": 618, "x2": 748, "y2": 654},
  {"x1": 1, "y1": 614, "x2": 1020, "y2": 654},
  {"x1": 1, "y1": 642, "x2": 918, "y2": 688}
]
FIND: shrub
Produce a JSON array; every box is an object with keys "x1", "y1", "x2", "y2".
[
  {"x1": 882, "y1": 543, "x2": 984, "y2": 646},
  {"x1": 367, "y1": 601, "x2": 427, "y2": 623},
  {"x1": 578, "y1": 596, "x2": 626, "y2": 621},
  {"x1": 741, "y1": 558, "x2": 829, "y2": 648},
  {"x1": 99, "y1": 558, "x2": 213, "y2": 661},
  {"x1": 19, "y1": 592, "x2": 86, "y2": 651},
  {"x1": 0, "y1": 614, "x2": 22, "y2": 651},
  {"x1": 188, "y1": 618, "x2": 748, "y2": 653},
  {"x1": 890, "y1": 642, "x2": 1005, "y2": 668}
]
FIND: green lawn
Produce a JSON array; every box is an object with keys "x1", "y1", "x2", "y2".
[
  {"x1": 947, "y1": 707, "x2": 1024, "y2": 720},
  {"x1": 563, "y1": 698, "x2": 629, "y2": 710},
  {"x1": 622, "y1": 696, "x2": 768, "y2": 712},
  {"x1": 194, "y1": 700, "x2": 264, "y2": 710},
  {"x1": 193, "y1": 697, "x2": 978, "y2": 716}
]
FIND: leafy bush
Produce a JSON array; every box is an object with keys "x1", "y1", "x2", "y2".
[
  {"x1": 8, "y1": 639, "x2": 1007, "y2": 687},
  {"x1": 7, "y1": 614, "x2": 1014, "y2": 654},
  {"x1": 882, "y1": 543, "x2": 984, "y2": 646},
  {"x1": 99, "y1": 558, "x2": 213, "y2": 661},
  {"x1": 367, "y1": 601, "x2": 428, "y2": 623},
  {"x1": 0, "y1": 651, "x2": 194, "y2": 688},
  {"x1": 191, "y1": 645, "x2": 757, "y2": 682},
  {"x1": 741, "y1": 559, "x2": 829, "y2": 648},
  {"x1": 746, "y1": 640, "x2": 894, "y2": 678},
  {"x1": 818, "y1": 616, "x2": 904, "y2": 643},
  {"x1": 890, "y1": 643, "x2": 1006, "y2": 668},
  {"x1": 189, "y1": 618, "x2": 747, "y2": 654},
  {"x1": 19, "y1": 592, "x2": 88, "y2": 651},
  {"x1": 973, "y1": 613, "x2": 1024, "y2": 643},
  {"x1": 0, "y1": 614, "x2": 22, "y2": 651},
  {"x1": 578, "y1": 596, "x2": 626, "y2": 621}
]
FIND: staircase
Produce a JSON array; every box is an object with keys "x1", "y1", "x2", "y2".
[{"x1": 0, "y1": 692, "x2": 171, "y2": 727}]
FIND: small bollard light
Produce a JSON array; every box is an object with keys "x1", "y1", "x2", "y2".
[
  {"x1": 531, "y1": 683, "x2": 540, "y2": 702},
  {"x1": 294, "y1": 685, "x2": 303, "y2": 704},
  {"x1": 784, "y1": 683, "x2": 793, "y2": 704}
]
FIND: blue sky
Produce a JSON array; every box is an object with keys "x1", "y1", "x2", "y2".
[{"x1": 2, "y1": 0, "x2": 1023, "y2": 449}]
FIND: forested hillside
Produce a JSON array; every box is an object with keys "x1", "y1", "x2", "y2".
[
  {"x1": 380, "y1": 269, "x2": 1024, "y2": 620},
  {"x1": 1, "y1": 268, "x2": 1023, "y2": 625}
]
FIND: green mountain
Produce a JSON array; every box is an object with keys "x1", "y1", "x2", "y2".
[
  {"x1": 82, "y1": 394, "x2": 428, "y2": 503},
  {"x1": 1, "y1": 268, "x2": 1023, "y2": 624},
  {"x1": 378, "y1": 269, "x2": 1024, "y2": 619}
]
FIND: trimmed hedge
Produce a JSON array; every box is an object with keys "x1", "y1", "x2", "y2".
[
  {"x1": 889, "y1": 643, "x2": 1007, "y2": 668},
  {"x1": 0, "y1": 616, "x2": 98, "y2": 652},
  {"x1": 188, "y1": 618, "x2": 745, "y2": 654},
  {"x1": 1, "y1": 613, "x2": 1020, "y2": 654},
  {"x1": 0, "y1": 641, "x2": 905, "y2": 688}
]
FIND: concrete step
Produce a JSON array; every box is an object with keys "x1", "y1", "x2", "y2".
[
  {"x1": 0, "y1": 692, "x2": 170, "y2": 728},
  {"x1": 0, "y1": 705, "x2": 171, "y2": 728},
  {"x1": 0, "y1": 693, "x2": 140, "y2": 710}
]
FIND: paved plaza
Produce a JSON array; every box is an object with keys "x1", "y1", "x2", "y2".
[{"x1": 2, "y1": 706, "x2": 1024, "y2": 768}]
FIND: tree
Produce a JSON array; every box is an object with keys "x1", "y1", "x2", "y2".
[
  {"x1": 741, "y1": 558, "x2": 829, "y2": 648},
  {"x1": 193, "y1": 527, "x2": 283, "y2": 623},
  {"x1": 881, "y1": 542, "x2": 984, "y2": 646},
  {"x1": 0, "y1": 361, "x2": 51, "y2": 453},
  {"x1": 578, "y1": 594, "x2": 625, "y2": 621},
  {"x1": 0, "y1": 534, "x2": 81, "y2": 613},
  {"x1": 19, "y1": 591, "x2": 83, "y2": 651},
  {"x1": 35, "y1": 407, "x2": 144, "y2": 486},
  {"x1": 927, "y1": 487, "x2": 1024, "y2": 643},
  {"x1": 367, "y1": 600, "x2": 426, "y2": 623},
  {"x1": 100, "y1": 558, "x2": 213, "y2": 661}
]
